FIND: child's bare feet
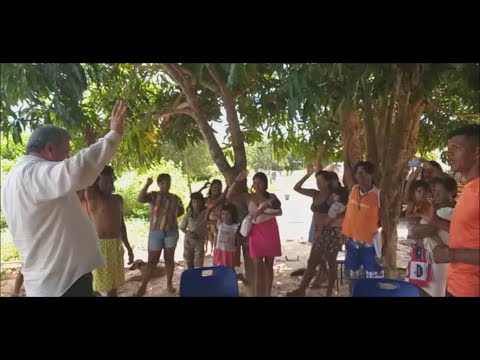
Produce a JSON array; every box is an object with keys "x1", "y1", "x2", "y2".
[
  {"x1": 286, "y1": 288, "x2": 306, "y2": 297},
  {"x1": 310, "y1": 272, "x2": 328, "y2": 289},
  {"x1": 326, "y1": 288, "x2": 338, "y2": 297},
  {"x1": 136, "y1": 285, "x2": 147, "y2": 297},
  {"x1": 237, "y1": 273, "x2": 250, "y2": 286}
]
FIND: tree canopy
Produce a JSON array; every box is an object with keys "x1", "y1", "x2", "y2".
[
  {"x1": 2, "y1": 62, "x2": 478, "y2": 273},
  {"x1": 2, "y1": 63, "x2": 478, "y2": 173}
]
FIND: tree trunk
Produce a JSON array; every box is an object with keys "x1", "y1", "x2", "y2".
[
  {"x1": 205, "y1": 64, "x2": 247, "y2": 171},
  {"x1": 377, "y1": 65, "x2": 426, "y2": 277},
  {"x1": 184, "y1": 155, "x2": 192, "y2": 195},
  {"x1": 160, "y1": 63, "x2": 248, "y2": 185},
  {"x1": 379, "y1": 180, "x2": 403, "y2": 278},
  {"x1": 362, "y1": 101, "x2": 379, "y2": 166},
  {"x1": 339, "y1": 110, "x2": 364, "y2": 185},
  {"x1": 159, "y1": 64, "x2": 255, "y2": 197},
  {"x1": 316, "y1": 145, "x2": 325, "y2": 170}
]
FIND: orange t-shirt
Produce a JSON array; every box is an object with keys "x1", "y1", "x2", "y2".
[
  {"x1": 447, "y1": 177, "x2": 480, "y2": 297},
  {"x1": 341, "y1": 185, "x2": 381, "y2": 244}
]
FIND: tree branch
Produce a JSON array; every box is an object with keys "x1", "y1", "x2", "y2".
[
  {"x1": 316, "y1": 144, "x2": 325, "y2": 170},
  {"x1": 391, "y1": 65, "x2": 425, "y2": 180},
  {"x1": 161, "y1": 63, "x2": 202, "y2": 116},
  {"x1": 155, "y1": 93, "x2": 190, "y2": 123},
  {"x1": 161, "y1": 64, "x2": 188, "y2": 90},
  {"x1": 172, "y1": 93, "x2": 185, "y2": 110},
  {"x1": 193, "y1": 116, "x2": 232, "y2": 174},
  {"x1": 233, "y1": 80, "x2": 257, "y2": 100},
  {"x1": 157, "y1": 108, "x2": 195, "y2": 123},
  {"x1": 177, "y1": 65, "x2": 194, "y2": 77},
  {"x1": 363, "y1": 99, "x2": 379, "y2": 165},
  {"x1": 205, "y1": 63, "x2": 247, "y2": 169},
  {"x1": 428, "y1": 100, "x2": 480, "y2": 120},
  {"x1": 340, "y1": 111, "x2": 363, "y2": 188},
  {"x1": 381, "y1": 67, "x2": 403, "y2": 180},
  {"x1": 162, "y1": 63, "x2": 232, "y2": 175},
  {"x1": 175, "y1": 64, "x2": 199, "y2": 89},
  {"x1": 376, "y1": 95, "x2": 388, "y2": 156},
  {"x1": 201, "y1": 79, "x2": 220, "y2": 94},
  {"x1": 401, "y1": 97, "x2": 426, "y2": 176}
]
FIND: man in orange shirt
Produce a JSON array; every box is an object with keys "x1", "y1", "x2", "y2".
[{"x1": 419, "y1": 124, "x2": 479, "y2": 297}]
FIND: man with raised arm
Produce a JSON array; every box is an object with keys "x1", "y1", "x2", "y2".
[{"x1": 1, "y1": 100, "x2": 128, "y2": 297}]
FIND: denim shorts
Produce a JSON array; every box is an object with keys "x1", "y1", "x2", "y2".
[
  {"x1": 308, "y1": 219, "x2": 314, "y2": 244},
  {"x1": 345, "y1": 238, "x2": 384, "y2": 279},
  {"x1": 148, "y1": 230, "x2": 179, "y2": 251}
]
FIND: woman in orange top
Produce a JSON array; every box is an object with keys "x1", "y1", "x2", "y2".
[{"x1": 342, "y1": 161, "x2": 383, "y2": 293}]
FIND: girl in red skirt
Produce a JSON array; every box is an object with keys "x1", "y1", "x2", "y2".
[{"x1": 213, "y1": 204, "x2": 240, "y2": 268}]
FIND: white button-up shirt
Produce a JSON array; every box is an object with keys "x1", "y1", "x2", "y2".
[{"x1": 1, "y1": 130, "x2": 121, "y2": 296}]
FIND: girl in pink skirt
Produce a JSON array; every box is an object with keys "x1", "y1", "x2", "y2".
[
  {"x1": 226, "y1": 170, "x2": 282, "y2": 296},
  {"x1": 213, "y1": 204, "x2": 240, "y2": 268}
]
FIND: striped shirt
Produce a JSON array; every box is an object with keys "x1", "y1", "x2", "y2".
[{"x1": 148, "y1": 192, "x2": 184, "y2": 232}]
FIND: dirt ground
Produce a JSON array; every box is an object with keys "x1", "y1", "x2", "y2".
[{"x1": 0, "y1": 236, "x2": 410, "y2": 297}]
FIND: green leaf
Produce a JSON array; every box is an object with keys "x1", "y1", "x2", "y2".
[{"x1": 12, "y1": 122, "x2": 22, "y2": 144}]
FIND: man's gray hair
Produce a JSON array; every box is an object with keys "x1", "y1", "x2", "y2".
[{"x1": 26, "y1": 125, "x2": 72, "y2": 154}]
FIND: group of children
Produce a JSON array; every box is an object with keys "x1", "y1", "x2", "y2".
[
  {"x1": 404, "y1": 166, "x2": 458, "y2": 296},
  {"x1": 180, "y1": 187, "x2": 241, "y2": 270}
]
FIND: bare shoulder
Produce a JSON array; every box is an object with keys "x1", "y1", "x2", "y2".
[
  {"x1": 242, "y1": 191, "x2": 253, "y2": 204},
  {"x1": 268, "y1": 193, "x2": 282, "y2": 208},
  {"x1": 86, "y1": 183, "x2": 101, "y2": 196},
  {"x1": 113, "y1": 194, "x2": 124, "y2": 209},
  {"x1": 269, "y1": 193, "x2": 280, "y2": 201},
  {"x1": 147, "y1": 191, "x2": 158, "y2": 203},
  {"x1": 172, "y1": 193, "x2": 183, "y2": 203}
]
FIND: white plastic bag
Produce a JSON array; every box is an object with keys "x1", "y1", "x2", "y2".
[{"x1": 239, "y1": 215, "x2": 253, "y2": 237}]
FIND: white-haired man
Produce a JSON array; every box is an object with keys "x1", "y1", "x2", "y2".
[{"x1": 1, "y1": 100, "x2": 127, "y2": 297}]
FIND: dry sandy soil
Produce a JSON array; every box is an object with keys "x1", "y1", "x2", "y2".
[{"x1": 0, "y1": 236, "x2": 410, "y2": 297}]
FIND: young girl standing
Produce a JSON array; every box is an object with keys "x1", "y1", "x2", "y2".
[
  {"x1": 213, "y1": 204, "x2": 240, "y2": 268},
  {"x1": 180, "y1": 192, "x2": 208, "y2": 269}
]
